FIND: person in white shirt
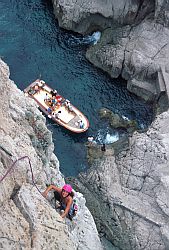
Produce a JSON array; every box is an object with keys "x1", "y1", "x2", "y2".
[{"x1": 55, "y1": 110, "x2": 61, "y2": 119}]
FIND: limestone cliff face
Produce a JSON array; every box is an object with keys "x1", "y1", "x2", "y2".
[
  {"x1": 52, "y1": 0, "x2": 169, "y2": 109},
  {"x1": 46, "y1": 1, "x2": 169, "y2": 248},
  {"x1": 0, "y1": 59, "x2": 102, "y2": 250},
  {"x1": 155, "y1": 0, "x2": 169, "y2": 26},
  {"x1": 52, "y1": 0, "x2": 155, "y2": 34},
  {"x1": 76, "y1": 109, "x2": 169, "y2": 249}
]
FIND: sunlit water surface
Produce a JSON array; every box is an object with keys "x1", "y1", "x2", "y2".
[{"x1": 0, "y1": 0, "x2": 154, "y2": 176}]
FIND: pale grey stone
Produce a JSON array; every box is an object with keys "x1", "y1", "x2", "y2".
[
  {"x1": 0, "y1": 59, "x2": 103, "y2": 250},
  {"x1": 51, "y1": 0, "x2": 169, "y2": 106}
]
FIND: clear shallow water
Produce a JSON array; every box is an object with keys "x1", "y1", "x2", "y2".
[{"x1": 0, "y1": 0, "x2": 154, "y2": 176}]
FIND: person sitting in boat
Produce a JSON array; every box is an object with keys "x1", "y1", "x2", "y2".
[
  {"x1": 38, "y1": 80, "x2": 45, "y2": 88},
  {"x1": 65, "y1": 99, "x2": 70, "y2": 107},
  {"x1": 47, "y1": 107, "x2": 52, "y2": 114},
  {"x1": 34, "y1": 85, "x2": 40, "y2": 93},
  {"x1": 51, "y1": 104, "x2": 56, "y2": 111},
  {"x1": 42, "y1": 184, "x2": 76, "y2": 219},
  {"x1": 65, "y1": 100, "x2": 73, "y2": 111},
  {"x1": 44, "y1": 93, "x2": 50, "y2": 102},
  {"x1": 28, "y1": 87, "x2": 35, "y2": 95},
  {"x1": 78, "y1": 120, "x2": 84, "y2": 129},
  {"x1": 51, "y1": 95, "x2": 57, "y2": 105},
  {"x1": 51, "y1": 89, "x2": 57, "y2": 97},
  {"x1": 68, "y1": 104, "x2": 73, "y2": 112},
  {"x1": 56, "y1": 95, "x2": 62, "y2": 102},
  {"x1": 56, "y1": 102, "x2": 61, "y2": 109},
  {"x1": 60, "y1": 98, "x2": 66, "y2": 106},
  {"x1": 55, "y1": 110, "x2": 61, "y2": 119}
]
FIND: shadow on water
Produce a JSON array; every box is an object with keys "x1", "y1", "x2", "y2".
[{"x1": 0, "y1": 0, "x2": 154, "y2": 176}]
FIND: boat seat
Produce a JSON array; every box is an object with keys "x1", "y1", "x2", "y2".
[{"x1": 68, "y1": 115, "x2": 81, "y2": 127}]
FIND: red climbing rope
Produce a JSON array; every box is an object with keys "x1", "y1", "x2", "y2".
[{"x1": 0, "y1": 155, "x2": 42, "y2": 195}]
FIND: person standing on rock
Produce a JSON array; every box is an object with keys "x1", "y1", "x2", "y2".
[
  {"x1": 42, "y1": 184, "x2": 76, "y2": 219},
  {"x1": 101, "y1": 143, "x2": 106, "y2": 152},
  {"x1": 87, "y1": 136, "x2": 94, "y2": 145}
]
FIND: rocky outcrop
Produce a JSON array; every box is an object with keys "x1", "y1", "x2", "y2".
[
  {"x1": 99, "y1": 108, "x2": 138, "y2": 133},
  {"x1": 86, "y1": 20, "x2": 169, "y2": 106},
  {"x1": 52, "y1": 0, "x2": 169, "y2": 110},
  {"x1": 50, "y1": 2, "x2": 169, "y2": 247},
  {"x1": 74, "y1": 109, "x2": 169, "y2": 249},
  {"x1": 52, "y1": 0, "x2": 155, "y2": 34},
  {"x1": 0, "y1": 59, "x2": 102, "y2": 250},
  {"x1": 155, "y1": 0, "x2": 169, "y2": 27}
]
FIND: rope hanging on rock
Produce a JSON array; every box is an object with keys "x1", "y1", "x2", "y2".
[{"x1": 0, "y1": 155, "x2": 42, "y2": 195}]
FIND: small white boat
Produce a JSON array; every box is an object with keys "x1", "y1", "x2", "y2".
[{"x1": 24, "y1": 79, "x2": 89, "y2": 133}]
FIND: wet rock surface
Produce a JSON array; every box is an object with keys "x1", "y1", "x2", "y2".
[{"x1": 99, "y1": 107, "x2": 138, "y2": 133}]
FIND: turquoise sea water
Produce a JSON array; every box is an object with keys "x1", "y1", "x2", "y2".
[{"x1": 0, "y1": 0, "x2": 154, "y2": 176}]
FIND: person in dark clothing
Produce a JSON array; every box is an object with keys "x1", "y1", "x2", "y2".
[
  {"x1": 47, "y1": 107, "x2": 52, "y2": 114},
  {"x1": 42, "y1": 184, "x2": 75, "y2": 219},
  {"x1": 101, "y1": 143, "x2": 106, "y2": 152}
]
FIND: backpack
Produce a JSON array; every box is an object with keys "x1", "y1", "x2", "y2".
[{"x1": 73, "y1": 200, "x2": 78, "y2": 214}]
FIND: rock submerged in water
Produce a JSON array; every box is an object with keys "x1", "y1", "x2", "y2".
[{"x1": 99, "y1": 107, "x2": 138, "y2": 133}]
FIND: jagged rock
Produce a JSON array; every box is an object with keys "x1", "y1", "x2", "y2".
[
  {"x1": 76, "y1": 110, "x2": 169, "y2": 249},
  {"x1": 86, "y1": 20, "x2": 169, "y2": 105},
  {"x1": 52, "y1": 0, "x2": 169, "y2": 107},
  {"x1": 161, "y1": 226, "x2": 169, "y2": 249},
  {"x1": 0, "y1": 200, "x2": 31, "y2": 249},
  {"x1": 0, "y1": 59, "x2": 103, "y2": 249},
  {"x1": 86, "y1": 136, "x2": 129, "y2": 166},
  {"x1": 99, "y1": 107, "x2": 138, "y2": 132},
  {"x1": 127, "y1": 78, "x2": 157, "y2": 102},
  {"x1": 86, "y1": 25, "x2": 130, "y2": 78},
  {"x1": 70, "y1": 192, "x2": 103, "y2": 250},
  {"x1": 52, "y1": 0, "x2": 154, "y2": 34},
  {"x1": 9, "y1": 184, "x2": 76, "y2": 250},
  {"x1": 155, "y1": 0, "x2": 169, "y2": 27}
]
